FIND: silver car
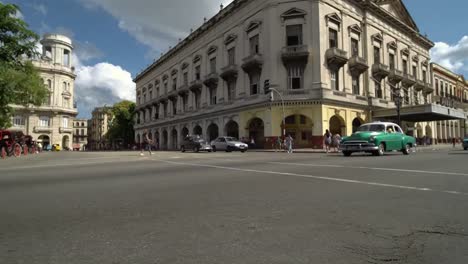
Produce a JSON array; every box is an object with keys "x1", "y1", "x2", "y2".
[{"x1": 211, "y1": 137, "x2": 248, "y2": 152}]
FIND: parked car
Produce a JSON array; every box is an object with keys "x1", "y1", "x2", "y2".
[
  {"x1": 340, "y1": 122, "x2": 416, "y2": 156},
  {"x1": 180, "y1": 136, "x2": 212, "y2": 153},
  {"x1": 463, "y1": 138, "x2": 468, "y2": 150},
  {"x1": 52, "y1": 144, "x2": 61, "y2": 151},
  {"x1": 211, "y1": 136, "x2": 248, "y2": 152}
]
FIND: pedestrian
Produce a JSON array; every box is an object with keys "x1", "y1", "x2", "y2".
[
  {"x1": 332, "y1": 133, "x2": 341, "y2": 153},
  {"x1": 452, "y1": 137, "x2": 456, "y2": 148},
  {"x1": 286, "y1": 134, "x2": 294, "y2": 153},
  {"x1": 276, "y1": 136, "x2": 283, "y2": 152},
  {"x1": 324, "y1": 129, "x2": 332, "y2": 153},
  {"x1": 250, "y1": 137, "x2": 256, "y2": 149},
  {"x1": 140, "y1": 130, "x2": 153, "y2": 156}
]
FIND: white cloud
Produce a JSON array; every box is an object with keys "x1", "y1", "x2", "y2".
[
  {"x1": 78, "y1": 0, "x2": 233, "y2": 59},
  {"x1": 30, "y1": 3, "x2": 47, "y2": 16},
  {"x1": 430, "y1": 36, "x2": 468, "y2": 74},
  {"x1": 74, "y1": 55, "x2": 135, "y2": 118}
]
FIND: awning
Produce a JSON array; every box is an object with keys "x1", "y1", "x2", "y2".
[{"x1": 373, "y1": 103, "x2": 467, "y2": 122}]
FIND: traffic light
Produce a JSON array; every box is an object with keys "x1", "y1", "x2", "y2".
[{"x1": 264, "y1": 79, "x2": 270, "y2": 94}]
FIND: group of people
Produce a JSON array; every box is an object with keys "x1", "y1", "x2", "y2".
[
  {"x1": 323, "y1": 130, "x2": 342, "y2": 153},
  {"x1": 272, "y1": 135, "x2": 295, "y2": 153}
]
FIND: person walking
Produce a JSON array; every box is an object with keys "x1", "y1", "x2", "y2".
[
  {"x1": 140, "y1": 130, "x2": 153, "y2": 156},
  {"x1": 332, "y1": 133, "x2": 342, "y2": 153},
  {"x1": 286, "y1": 134, "x2": 293, "y2": 154},
  {"x1": 324, "y1": 129, "x2": 332, "y2": 153},
  {"x1": 276, "y1": 136, "x2": 283, "y2": 152}
]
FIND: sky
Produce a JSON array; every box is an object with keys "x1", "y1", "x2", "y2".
[{"x1": 8, "y1": 0, "x2": 468, "y2": 118}]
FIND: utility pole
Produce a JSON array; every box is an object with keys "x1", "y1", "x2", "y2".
[{"x1": 264, "y1": 82, "x2": 286, "y2": 137}]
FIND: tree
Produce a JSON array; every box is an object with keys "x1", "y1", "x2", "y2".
[
  {"x1": 0, "y1": 3, "x2": 48, "y2": 128},
  {"x1": 106, "y1": 100, "x2": 136, "y2": 148}
]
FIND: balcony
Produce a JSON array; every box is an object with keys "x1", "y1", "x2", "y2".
[
  {"x1": 325, "y1": 48, "x2": 348, "y2": 70},
  {"x1": 401, "y1": 73, "x2": 416, "y2": 88},
  {"x1": 189, "y1": 79, "x2": 203, "y2": 91},
  {"x1": 220, "y1": 64, "x2": 239, "y2": 81},
  {"x1": 178, "y1": 83, "x2": 189, "y2": 93},
  {"x1": 371, "y1": 63, "x2": 390, "y2": 81},
  {"x1": 167, "y1": 89, "x2": 178, "y2": 100},
  {"x1": 241, "y1": 53, "x2": 263, "y2": 73},
  {"x1": 34, "y1": 126, "x2": 52, "y2": 133},
  {"x1": 388, "y1": 68, "x2": 404, "y2": 84},
  {"x1": 60, "y1": 127, "x2": 73, "y2": 133},
  {"x1": 423, "y1": 83, "x2": 434, "y2": 94},
  {"x1": 414, "y1": 80, "x2": 425, "y2": 92},
  {"x1": 203, "y1": 72, "x2": 219, "y2": 88},
  {"x1": 348, "y1": 56, "x2": 368, "y2": 76},
  {"x1": 281, "y1": 45, "x2": 309, "y2": 64}
]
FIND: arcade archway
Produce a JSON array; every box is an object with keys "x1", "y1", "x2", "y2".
[
  {"x1": 329, "y1": 115, "x2": 345, "y2": 136},
  {"x1": 207, "y1": 123, "x2": 219, "y2": 142},
  {"x1": 247, "y1": 117, "x2": 265, "y2": 148},
  {"x1": 225, "y1": 121, "x2": 239, "y2": 139}
]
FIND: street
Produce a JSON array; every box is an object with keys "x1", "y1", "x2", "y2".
[{"x1": 1, "y1": 150, "x2": 468, "y2": 264}]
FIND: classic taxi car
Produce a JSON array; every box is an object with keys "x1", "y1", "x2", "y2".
[
  {"x1": 340, "y1": 122, "x2": 416, "y2": 156},
  {"x1": 211, "y1": 137, "x2": 248, "y2": 152}
]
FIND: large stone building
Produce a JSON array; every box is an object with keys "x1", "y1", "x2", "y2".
[
  {"x1": 87, "y1": 107, "x2": 112, "y2": 150},
  {"x1": 10, "y1": 34, "x2": 78, "y2": 149},
  {"x1": 134, "y1": 0, "x2": 466, "y2": 149},
  {"x1": 72, "y1": 118, "x2": 88, "y2": 150},
  {"x1": 431, "y1": 63, "x2": 468, "y2": 143}
]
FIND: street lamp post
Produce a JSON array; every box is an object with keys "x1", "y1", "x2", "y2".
[{"x1": 268, "y1": 87, "x2": 286, "y2": 137}]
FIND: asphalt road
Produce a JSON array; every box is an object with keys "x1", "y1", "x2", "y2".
[{"x1": 1, "y1": 149, "x2": 468, "y2": 264}]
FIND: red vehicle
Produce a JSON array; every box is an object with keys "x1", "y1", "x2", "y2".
[
  {"x1": 0, "y1": 130, "x2": 23, "y2": 159},
  {"x1": 23, "y1": 135, "x2": 37, "y2": 155}
]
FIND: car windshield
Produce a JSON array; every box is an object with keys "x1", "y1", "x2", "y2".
[
  {"x1": 357, "y1": 124, "x2": 385, "y2": 132},
  {"x1": 195, "y1": 139, "x2": 206, "y2": 143},
  {"x1": 225, "y1": 137, "x2": 238, "y2": 142}
]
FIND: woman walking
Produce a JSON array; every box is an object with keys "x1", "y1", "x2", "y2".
[{"x1": 324, "y1": 129, "x2": 332, "y2": 153}]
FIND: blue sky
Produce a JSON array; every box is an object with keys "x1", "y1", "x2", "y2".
[{"x1": 8, "y1": 0, "x2": 468, "y2": 117}]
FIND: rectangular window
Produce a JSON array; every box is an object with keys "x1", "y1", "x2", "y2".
[
  {"x1": 194, "y1": 91, "x2": 201, "y2": 109},
  {"x1": 435, "y1": 79, "x2": 439, "y2": 95},
  {"x1": 285, "y1": 115, "x2": 295, "y2": 124},
  {"x1": 210, "y1": 58, "x2": 216, "y2": 73},
  {"x1": 164, "y1": 103, "x2": 168, "y2": 118},
  {"x1": 404, "y1": 88, "x2": 409, "y2": 104},
  {"x1": 227, "y1": 48, "x2": 235, "y2": 65},
  {"x1": 249, "y1": 35, "x2": 259, "y2": 55},
  {"x1": 389, "y1": 53, "x2": 395, "y2": 70},
  {"x1": 330, "y1": 70, "x2": 339, "y2": 91},
  {"x1": 329, "y1": 28, "x2": 338, "y2": 48},
  {"x1": 164, "y1": 82, "x2": 168, "y2": 94},
  {"x1": 172, "y1": 99, "x2": 177, "y2": 115},
  {"x1": 412, "y1": 65, "x2": 418, "y2": 78},
  {"x1": 183, "y1": 72, "x2": 188, "y2": 86},
  {"x1": 288, "y1": 65, "x2": 304, "y2": 90},
  {"x1": 375, "y1": 81, "x2": 383, "y2": 99},
  {"x1": 227, "y1": 81, "x2": 236, "y2": 102},
  {"x1": 373, "y1": 47, "x2": 380, "y2": 64},
  {"x1": 195, "y1": 66, "x2": 201, "y2": 80},
  {"x1": 422, "y1": 70, "x2": 427, "y2": 83},
  {"x1": 351, "y1": 38, "x2": 359, "y2": 57},
  {"x1": 63, "y1": 98, "x2": 70, "y2": 108},
  {"x1": 63, "y1": 50, "x2": 70, "y2": 66},
  {"x1": 402, "y1": 59, "x2": 408, "y2": 74},
  {"x1": 352, "y1": 76, "x2": 359, "y2": 95},
  {"x1": 12, "y1": 115, "x2": 25, "y2": 127},
  {"x1": 39, "y1": 116, "x2": 50, "y2": 127},
  {"x1": 250, "y1": 73, "x2": 260, "y2": 95},
  {"x1": 62, "y1": 117, "x2": 69, "y2": 128},
  {"x1": 149, "y1": 90, "x2": 152, "y2": 100},
  {"x1": 183, "y1": 94, "x2": 189, "y2": 111},
  {"x1": 172, "y1": 78, "x2": 177, "y2": 90},
  {"x1": 414, "y1": 90, "x2": 419, "y2": 105},
  {"x1": 210, "y1": 87, "x2": 217, "y2": 105},
  {"x1": 286, "y1": 24, "x2": 302, "y2": 46}
]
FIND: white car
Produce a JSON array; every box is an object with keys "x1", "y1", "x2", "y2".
[{"x1": 211, "y1": 137, "x2": 248, "y2": 152}]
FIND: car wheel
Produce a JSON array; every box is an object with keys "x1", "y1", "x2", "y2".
[
  {"x1": 14, "y1": 143, "x2": 22, "y2": 157},
  {"x1": 402, "y1": 144, "x2": 411, "y2": 155},
  {"x1": 181, "y1": 146, "x2": 185, "y2": 153},
  {"x1": 377, "y1": 143, "x2": 385, "y2": 156},
  {"x1": 343, "y1": 151, "x2": 352, "y2": 157},
  {"x1": 193, "y1": 146, "x2": 200, "y2": 153},
  {"x1": 241, "y1": 149, "x2": 246, "y2": 153},
  {"x1": 1, "y1": 146, "x2": 6, "y2": 159},
  {"x1": 226, "y1": 146, "x2": 233, "y2": 152},
  {"x1": 464, "y1": 147, "x2": 468, "y2": 151},
  {"x1": 212, "y1": 146, "x2": 217, "y2": 152}
]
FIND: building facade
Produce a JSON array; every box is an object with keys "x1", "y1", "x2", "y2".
[
  {"x1": 10, "y1": 34, "x2": 78, "y2": 149},
  {"x1": 431, "y1": 63, "x2": 468, "y2": 143},
  {"x1": 72, "y1": 118, "x2": 88, "y2": 150},
  {"x1": 134, "y1": 0, "x2": 462, "y2": 149},
  {"x1": 87, "y1": 107, "x2": 112, "y2": 150}
]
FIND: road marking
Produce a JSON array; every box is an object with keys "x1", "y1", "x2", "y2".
[
  {"x1": 268, "y1": 162, "x2": 468, "y2": 177},
  {"x1": 157, "y1": 160, "x2": 468, "y2": 196},
  {"x1": 0, "y1": 158, "x2": 146, "y2": 172}
]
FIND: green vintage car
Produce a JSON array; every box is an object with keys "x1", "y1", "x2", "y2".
[
  {"x1": 463, "y1": 138, "x2": 468, "y2": 150},
  {"x1": 340, "y1": 122, "x2": 416, "y2": 157}
]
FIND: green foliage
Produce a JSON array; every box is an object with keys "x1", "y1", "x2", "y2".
[
  {"x1": 106, "y1": 100, "x2": 136, "y2": 146},
  {"x1": 0, "y1": 3, "x2": 48, "y2": 128}
]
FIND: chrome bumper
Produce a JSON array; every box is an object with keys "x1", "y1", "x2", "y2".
[{"x1": 340, "y1": 144, "x2": 378, "y2": 152}]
